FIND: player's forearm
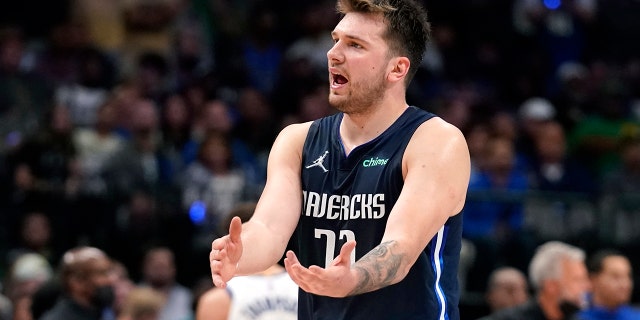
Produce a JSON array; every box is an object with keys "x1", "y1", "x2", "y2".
[
  {"x1": 236, "y1": 219, "x2": 288, "y2": 275},
  {"x1": 347, "y1": 240, "x2": 409, "y2": 296}
]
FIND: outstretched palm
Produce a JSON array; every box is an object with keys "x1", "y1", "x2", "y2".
[{"x1": 210, "y1": 216, "x2": 243, "y2": 288}]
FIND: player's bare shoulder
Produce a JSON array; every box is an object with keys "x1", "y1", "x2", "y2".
[
  {"x1": 274, "y1": 122, "x2": 313, "y2": 151},
  {"x1": 268, "y1": 121, "x2": 314, "y2": 167},
  {"x1": 403, "y1": 116, "x2": 470, "y2": 174},
  {"x1": 278, "y1": 121, "x2": 314, "y2": 141},
  {"x1": 413, "y1": 116, "x2": 467, "y2": 147},
  {"x1": 403, "y1": 116, "x2": 471, "y2": 215}
]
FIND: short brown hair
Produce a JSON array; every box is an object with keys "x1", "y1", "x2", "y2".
[
  {"x1": 121, "y1": 287, "x2": 165, "y2": 319},
  {"x1": 336, "y1": 0, "x2": 431, "y2": 84}
]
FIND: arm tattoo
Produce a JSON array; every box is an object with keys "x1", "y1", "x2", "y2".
[{"x1": 348, "y1": 240, "x2": 405, "y2": 296}]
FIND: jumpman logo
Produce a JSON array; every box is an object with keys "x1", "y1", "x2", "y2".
[{"x1": 306, "y1": 151, "x2": 329, "y2": 172}]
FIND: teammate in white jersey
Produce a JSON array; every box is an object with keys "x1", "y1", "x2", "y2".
[
  {"x1": 197, "y1": 202, "x2": 298, "y2": 320},
  {"x1": 196, "y1": 264, "x2": 298, "y2": 320}
]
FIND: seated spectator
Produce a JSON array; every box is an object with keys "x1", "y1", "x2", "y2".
[
  {"x1": 485, "y1": 267, "x2": 530, "y2": 315},
  {"x1": 188, "y1": 98, "x2": 263, "y2": 191},
  {"x1": 516, "y1": 97, "x2": 557, "y2": 164},
  {"x1": 139, "y1": 247, "x2": 192, "y2": 320},
  {"x1": 0, "y1": 26, "x2": 52, "y2": 153},
  {"x1": 601, "y1": 135, "x2": 640, "y2": 196},
  {"x1": 4, "y1": 253, "x2": 53, "y2": 320},
  {"x1": 180, "y1": 131, "x2": 250, "y2": 246},
  {"x1": 568, "y1": 82, "x2": 639, "y2": 179},
  {"x1": 54, "y1": 47, "x2": 114, "y2": 128},
  {"x1": 478, "y1": 241, "x2": 591, "y2": 320},
  {"x1": 578, "y1": 250, "x2": 640, "y2": 320},
  {"x1": 529, "y1": 121, "x2": 596, "y2": 195},
  {"x1": 8, "y1": 103, "x2": 80, "y2": 214},
  {"x1": 6, "y1": 211, "x2": 57, "y2": 267},
  {"x1": 40, "y1": 246, "x2": 116, "y2": 320},
  {"x1": 599, "y1": 134, "x2": 640, "y2": 244},
  {"x1": 73, "y1": 99, "x2": 125, "y2": 200},
  {"x1": 29, "y1": 279, "x2": 62, "y2": 320},
  {"x1": 463, "y1": 136, "x2": 533, "y2": 291},
  {"x1": 158, "y1": 93, "x2": 193, "y2": 177}
]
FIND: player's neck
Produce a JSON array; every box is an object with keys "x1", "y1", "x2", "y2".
[{"x1": 340, "y1": 100, "x2": 408, "y2": 155}]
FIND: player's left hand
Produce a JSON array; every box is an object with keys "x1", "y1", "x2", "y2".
[{"x1": 284, "y1": 240, "x2": 358, "y2": 298}]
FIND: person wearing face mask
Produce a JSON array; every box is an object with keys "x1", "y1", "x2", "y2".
[
  {"x1": 40, "y1": 246, "x2": 116, "y2": 320},
  {"x1": 478, "y1": 241, "x2": 591, "y2": 320}
]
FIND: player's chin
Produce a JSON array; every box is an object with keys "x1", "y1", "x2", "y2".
[{"x1": 329, "y1": 95, "x2": 347, "y2": 111}]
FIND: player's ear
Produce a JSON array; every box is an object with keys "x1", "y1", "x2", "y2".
[{"x1": 388, "y1": 56, "x2": 410, "y2": 83}]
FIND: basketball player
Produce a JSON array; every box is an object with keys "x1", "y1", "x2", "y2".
[
  {"x1": 209, "y1": 0, "x2": 471, "y2": 319},
  {"x1": 197, "y1": 202, "x2": 299, "y2": 320}
]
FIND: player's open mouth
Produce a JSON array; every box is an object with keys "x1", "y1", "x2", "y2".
[
  {"x1": 330, "y1": 69, "x2": 348, "y2": 89},
  {"x1": 333, "y1": 74, "x2": 348, "y2": 85}
]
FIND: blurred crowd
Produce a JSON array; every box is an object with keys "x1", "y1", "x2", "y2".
[{"x1": 0, "y1": 0, "x2": 639, "y2": 319}]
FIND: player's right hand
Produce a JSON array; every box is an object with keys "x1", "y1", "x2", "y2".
[{"x1": 210, "y1": 216, "x2": 243, "y2": 288}]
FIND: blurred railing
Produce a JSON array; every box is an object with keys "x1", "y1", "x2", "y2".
[{"x1": 465, "y1": 190, "x2": 640, "y2": 247}]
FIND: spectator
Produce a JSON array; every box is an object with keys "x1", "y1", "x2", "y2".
[
  {"x1": 479, "y1": 241, "x2": 591, "y2": 320},
  {"x1": 232, "y1": 87, "x2": 279, "y2": 180},
  {"x1": 463, "y1": 136, "x2": 533, "y2": 291},
  {"x1": 189, "y1": 98, "x2": 262, "y2": 187},
  {"x1": 601, "y1": 135, "x2": 640, "y2": 195},
  {"x1": 139, "y1": 247, "x2": 192, "y2": 320},
  {"x1": 196, "y1": 202, "x2": 298, "y2": 320},
  {"x1": 578, "y1": 250, "x2": 640, "y2": 320},
  {"x1": 511, "y1": 0, "x2": 597, "y2": 72},
  {"x1": 0, "y1": 26, "x2": 52, "y2": 153},
  {"x1": 9, "y1": 104, "x2": 81, "y2": 211},
  {"x1": 30, "y1": 19, "x2": 92, "y2": 85},
  {"x1": 529, "y1": 121, "x2": 596, "y2": 194},
  {"x1": 231, "y1": 4, "x2": 283, "y2": 95},
  {"x1": 6, "y1": 211, "x2": 57, "y2": 267},
  {"x1": 490, "y1": 110, "x2": 531, "y2": 173},
  {"x1": 73, "y1": 98, "x2": 126, "y2": 201},
  {"x1": 110, "y1": 189, "x2": 165, "y2": 281},
  {"x1": 516, "y1": 97, "x2": 557, "y2": 163},
  {"x1": 29, "y1": 279, "x2": 62, "y2": 320},
  {"x1": 485, "y1": 267, "x2": 530, "y2": 315},
  {"x1": 118, "y1": 287, "x2": 164, "y2": 320},
  {"x1": 130, "y1": 53, "x2": 171, "y2": 105},
  {"x1": 169, "y1": 7, "x2": 214, "y2": 90},
  {"x1": 109, "y1": 261, "x2": 135, "y2": 318},
  {"x1": 283, "y1": 2, "x2": 337, "y2": 78},
  {"x1": 465, "y1": 120, "x2": 491, "y2": 179},
  {"x1": 4, "y1": 253, "x2": 53, "y2": 320},
  {"x1": 40, "y1": 246, "x2": 116, "y2": 320},
  {"x1": 158, "y1": 93, "x2": 193, "y2": 176},
  {"x1": 568, "y1": 79, "x2": 639, "y2": 179},
  {"x1": 180, "y1": 131, "x2": 250, "y2": 250},
  {"x1": 7, "y1": 104, "x2": 81, "y2": 247},
  {"x1": 54, "y1": 47, "x2": 115, "y2": 128},
  {"x1": 102, "y1": 98, "x2": 179, "y2": 213},
  {"x1": 550, "y1": 61, "x2": 593, "y2": 129},
  {"x1": 599, "y1": 134, "x2": 640, "y2": 244}
]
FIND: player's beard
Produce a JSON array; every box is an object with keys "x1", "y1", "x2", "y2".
[{"x1": 329, "y1": 69, "x2": 386, "y2": 115}]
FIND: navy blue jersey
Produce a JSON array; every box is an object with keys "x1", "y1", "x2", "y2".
[{"x1": 293, "y1": 106, "x2": 462, "y2": 320}]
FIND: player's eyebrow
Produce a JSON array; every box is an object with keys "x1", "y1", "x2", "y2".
[{"x1": 331, "y1": 30, "x2": 371, "y2": 45}]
